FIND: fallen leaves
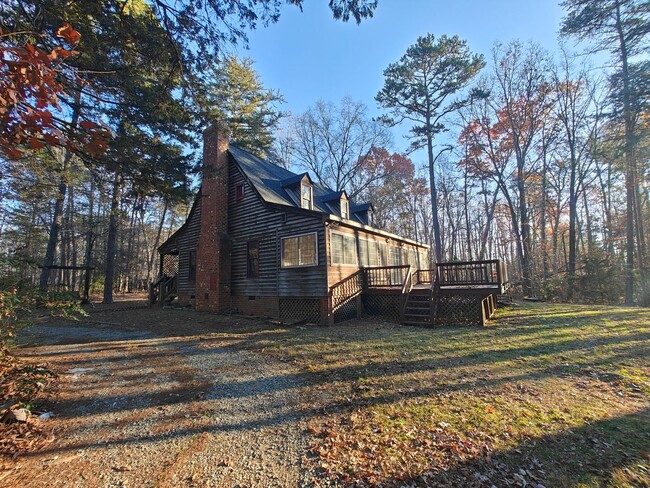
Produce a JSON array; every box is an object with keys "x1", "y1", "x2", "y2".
[{"x1": 0, "y1": 352, "x2": 58, "y2": 459}]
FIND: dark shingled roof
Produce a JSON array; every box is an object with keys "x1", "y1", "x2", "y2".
[{"x1": 229, "y1": 145, "x2": 368, "y2": 224}]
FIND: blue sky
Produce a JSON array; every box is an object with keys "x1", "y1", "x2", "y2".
[{"x1": 236, "y1": 1, "x2": 567, "y2": 155}]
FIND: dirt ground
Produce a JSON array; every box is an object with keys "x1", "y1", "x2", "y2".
[{"x1": 1, "y1": 294, "x2": 314, "y2": 487}]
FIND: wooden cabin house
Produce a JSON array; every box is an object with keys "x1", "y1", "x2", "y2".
[{"x1": 153, "y1": 122, "x2": 435, "y2": 325}]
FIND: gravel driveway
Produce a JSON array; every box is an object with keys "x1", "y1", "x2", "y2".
[{"x1": 2, "y1": 307, "x2": 311, "y2": 487}]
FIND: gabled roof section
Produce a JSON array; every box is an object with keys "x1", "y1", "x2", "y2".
[
  {"x1": 158, "y1": 188, "x2": 201, "y2": 254},
  {"x1": 229, "y1": 145, "x2": 364, "y2": 221},
  {"x1": 321, "y1": 190, "x2": 347, "y2": 202},
  {"x1": 281, "y1": 172, "x2": 312, "y2": 187},
  {"x1": 351, "y1": 202, "x2": 373, "y2": 213}
]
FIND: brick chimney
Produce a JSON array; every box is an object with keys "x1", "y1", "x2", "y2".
[{"x1": 195, "y1": 122, "x2": 232, "y2": 312}]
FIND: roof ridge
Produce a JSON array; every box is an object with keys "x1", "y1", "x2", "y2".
[{"x1": 228, "y1": 144, "x2": 296, "y2": 178}]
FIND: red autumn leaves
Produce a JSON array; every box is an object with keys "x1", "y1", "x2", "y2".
[{"x1": 0, "y1": 23, "x2": 108, "y2": 159}]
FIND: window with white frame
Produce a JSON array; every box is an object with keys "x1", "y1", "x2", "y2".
[
  {"x1": 390, "y1": 246, "x2": 402, "y2": 266},
  {"x1": 377, "y1": 242, "x2": 388, "y2": 266},
  {"x1": 301, "y1": 182, "x2": 313, "y2": 210},
  {"x1": 419, "y1": 250, "x2": 430, "y2": 269},
  {"x1": 341, "y1": 198, "x2": 349, "y2": 219},
  {"x1": 359, "y1": 238, "x2": 379, "y2": 266},
  {"x1": 330, "y1": 231, "x2": 358, "y2": 265},
  {"x1": 281, "y1": 233, "x2": 317, "y2": 267}
]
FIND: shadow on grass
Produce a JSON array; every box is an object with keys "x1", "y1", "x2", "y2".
[
  {"x1": 15, "y1": 303, "x2": 650, "y2": 485},
  {"x1": 396, "y1": 407, "x2": 650, "y2": 487}
]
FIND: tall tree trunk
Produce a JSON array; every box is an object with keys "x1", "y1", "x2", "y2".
[
  {"x1": 540, "y1": 157, "x2": 549, "y2": 283},
  {"x1": 39, "y1": 89, "x2": 82, "y2": 291},
  {"x1": 567, "y1": 147, "x2": 578, "y2": 300},
  {"x1": 463, "y1": 166, "x2": 473, "y2": 261},
  {"x1": 634, "y1": 177, "x2": 647, "y2": 295},
  {"x1": 479, "y1": 186, "x2": 499, "y2": 261},
  {"x1": 83, "y1": 175, "x2": 96, "y2": 302},
  {"x1": 613, "y1": 0, "x2": 636, "y2": 304},
  {"x1": 123, "y1": 199, "x2": 138, "y2": 293},
  {"x1": 517, "y1": 168, "x2": 533, "y2": 297},
  {"x1": 147, "y1": 200, "x2": 168, "y2": 283},
  {"x1": 103, "y1": 167, "x2": 123, "y2": 304},
  {"x1": 427, "y1": 131, "x2": 443, "y2": 262},
  {"x1": 582, "y1": 188, "x2": 594, "y2": 255}
]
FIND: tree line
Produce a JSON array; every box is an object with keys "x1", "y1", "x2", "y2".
[
  {"x1": 0, "y1": 0, "x2": 375, "y2": 303},
  {"x1": 1, "y1": 0, "x2": 648, "y2": 305}
]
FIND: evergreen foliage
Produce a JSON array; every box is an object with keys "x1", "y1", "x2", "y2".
[{"x1": 201, "y1": 56, "x2": 284, "y2": 157}]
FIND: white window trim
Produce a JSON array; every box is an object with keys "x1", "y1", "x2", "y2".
[
  {"x1": 358, "y1": 237, "x2": 379, "y2": 267},
  {"x1": 341, "y1": 198, "x2": 349, "y2": 219},
  {"x1": 301, "y1": 182, "x2": 313, "y2": 210},
  {"x1": 330, "y1": 230, "x2": 359, "y2": 266},
  {"x1": 281, "y1": 232, "x2": 318, "y2": 268}
]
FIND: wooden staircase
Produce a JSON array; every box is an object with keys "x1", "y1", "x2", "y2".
[
  {"x1": 401, "y1": 287, "x2": 434, "y2": 326},
  {"x1": 149, "y1": 274, "x2": 178, "y2": 307}
]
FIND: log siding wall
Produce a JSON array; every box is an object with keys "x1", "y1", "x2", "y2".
[
  {"x1": 228, "y1": 160, "x2": 327, "y2": 299},
  {"x1": 177, "y1": 201, "x2": 201, "y2": 299}
]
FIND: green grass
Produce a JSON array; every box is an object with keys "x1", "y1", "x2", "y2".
[{"x1": 242, "y1": 303, "x2": 649, "y2": 486}]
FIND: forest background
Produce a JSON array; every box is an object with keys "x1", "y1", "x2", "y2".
[{"x1": 1, "y1": 0, "x2": 648, "y2": 307}]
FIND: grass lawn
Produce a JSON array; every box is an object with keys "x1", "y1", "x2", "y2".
[{"x1": 242, "y1": 302, "x2": 649, "y2": 487}]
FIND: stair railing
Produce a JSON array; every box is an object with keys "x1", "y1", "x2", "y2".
[
  {"x1": 329, "y1": 270, "x2": 365, "y2": 319},
  {"x1": 399, "y1": 265, "x2": 413, "y2": 322},
  {"x1": 148, "y1": 275, "x2": 165, "y2": 305},
  {"x1": 149, "y1": 274, "x2": 177, "y2": 307}
]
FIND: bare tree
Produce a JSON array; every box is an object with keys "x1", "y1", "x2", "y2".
[{"x1": 289, "y1": 98, "x2": 391, "y2": 198}]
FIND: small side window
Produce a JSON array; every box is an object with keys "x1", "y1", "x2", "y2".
[
  {"x1": 341, "y1": 199, "x2": 349, "y2": 219},
  {"x1": 188, "y1": 250, "x2": 197, "y2": 282},
  {"x1": 301, "y1": 182, "x2": 313, "y2": 210},
  {"x1": 247, "y1": 240, "x2": 259, "y2": 278},
  {"x1": 235, "y1": 184, "x2": 245, "y2": 201}
]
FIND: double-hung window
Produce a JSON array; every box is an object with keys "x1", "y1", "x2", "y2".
[
  {"x1": 301, "y1": 182, "x2": 313, "y2": 210},
  {"x1": 281, "y1": 233, "x2": 317, "y2": 267},
  {"x1": 359, "y1": 238, "x2": 379, "y2": 266},
  {"x1": 330, "y1": 232, "x2": 358, "y2": 265},
  {"x1": 341, "y1": 198, "x2": 349, "y2": 219}
]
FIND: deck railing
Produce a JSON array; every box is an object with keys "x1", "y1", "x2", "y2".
[
  {"x1": 414, "y1": 268, "x2": 434, "y2": 286},
  {"x1": 364, "y1": 265, "x2": 411, "y2": 288},
  {"x1": 329, "y1": 269, "x2": 364, "y2": 308},
  {"x1": 435, "y1": 260, "x2": 507, "y2": 289}
]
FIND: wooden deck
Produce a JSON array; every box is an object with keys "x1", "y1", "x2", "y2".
[
  {"x1": 330, "y1": 260, "x2": 509, "y2": 327},
  {"x1": 150, "y1": 259, "x2": 510, "y2": 326}
]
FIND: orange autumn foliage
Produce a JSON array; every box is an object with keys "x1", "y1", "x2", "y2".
[{"x1": 0, "y1": 24, "x2": 108, "y2": 159}]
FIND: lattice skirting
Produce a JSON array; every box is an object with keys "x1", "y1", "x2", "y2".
[
  {"x1": 162, "y1": 254, "x2": 179, "y2": 276},
  {"x1": 434, "y1": 294, "x2": 485, "y2": 326},
  {"x1": 363, "y1": 294, "x2": 400, "y2": 319},
  {"x1": 333, "y1": 296, "x2": 358, "y2": 323},
  {"x1": 279, "y1": 298, "x2": 321, "y2": 323}
]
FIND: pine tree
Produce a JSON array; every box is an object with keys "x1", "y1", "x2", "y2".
[
  {"x1": 376, "y1": 34, "x2": 484, "y2": 262},
  {"x1": 202, "y1": 56, "x2": 284, "y2": 157}
]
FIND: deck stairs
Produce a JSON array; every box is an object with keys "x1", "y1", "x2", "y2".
[{"x1": 401, "y1": 287, "x2": 434, "y2": 326}]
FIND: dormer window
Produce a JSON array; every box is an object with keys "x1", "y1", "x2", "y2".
[
  {"x1": 301, "y1": 182, "x2": 313, "y2": 210},
  {"x1": 341, "y1": 198, "x2": 349, "y2": 219}
]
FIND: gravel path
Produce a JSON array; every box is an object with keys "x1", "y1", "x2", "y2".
[{"x1": 2, "y1": 317, "x2": 310, "y2": 487}]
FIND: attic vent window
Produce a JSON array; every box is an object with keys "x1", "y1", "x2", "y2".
[
  {"x1": 341, "y1": 199, "x2": 349, "y2": 219},
  {"x1": 301, "y1": 182, "x2": 313, "y2": 210},
  {"x1": 235, "y1": 184, "x2": 244, "y2": 201}
]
